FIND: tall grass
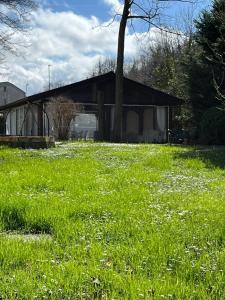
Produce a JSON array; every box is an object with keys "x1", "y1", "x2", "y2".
[{"x1": 0, "y1": 143, "x2": 224, "y2": 299}]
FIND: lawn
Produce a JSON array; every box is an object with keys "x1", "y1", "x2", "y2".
[{"x1": 0, "y1": 142, "x2": 224, "y2": 299}]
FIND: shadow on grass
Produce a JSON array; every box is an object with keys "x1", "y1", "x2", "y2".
[
  {"x1": 0, "y1": 205, "x2": 53, "y2": 234},
  {"x1": 174, "y1": 146, "x2": 225, "y2": 169}
]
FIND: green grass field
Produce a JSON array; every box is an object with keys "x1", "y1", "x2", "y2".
[{"x1": 0, "y1": 142, "x2": 224, "y2": 299}]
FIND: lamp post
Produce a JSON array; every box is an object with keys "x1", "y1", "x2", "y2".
[
  {"x1": 25, "y1": 83, "x2": 29, "y2": 96},
  {"x1": 48, "y1": 64, "x2": 52, "y2": 90}
]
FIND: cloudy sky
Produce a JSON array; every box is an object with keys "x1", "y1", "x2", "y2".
[{"x1": 0, "y1": 0, "x2": 211, "y2": 95}]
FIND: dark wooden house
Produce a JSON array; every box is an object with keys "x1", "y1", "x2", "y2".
[{"x1": 0, "y1": 72, "x2": 181, "y2": 142}]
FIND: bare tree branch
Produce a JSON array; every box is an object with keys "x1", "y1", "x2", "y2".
[
  {"x1": 0, "y1": 0, "x2": 37, "y2": 61},
  {"x1": 48, "y1": 97, "x2": 82, "y2": 140}
]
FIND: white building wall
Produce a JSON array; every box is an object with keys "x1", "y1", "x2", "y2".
[
  {"x1": 6, "y1": 113, "x2": 10, "y2": 135},
  {"x1": 32, "y1": 107, "x2": 38, "y2": 136},
  {"x1": 44, "y1": 103, "x2": 54, "y2": 136},
  {"x1": 11, "y1": 110, "x2": 16, "y2": 135},
  {"x1": 20, "y1": 107, "x2": 25, "y2": 135},
  {"x1": 6, "y1": 104, "x2": 40, "y2": 136},
  {"x1": 143, "y1": 108, "x2": 158, "y2": 142},
  {"x1": 25, "y1": 106, "x2": 39, "y2": 136},
  {"x1": 125, "y1": 106, "x2": 168, "y2": 142},
  {"x1": 157, "y1": 107, "x2": 167, "y2": 141},
  {"x1": 0, "y1": 82, "x2": 25, "y2": 106}
]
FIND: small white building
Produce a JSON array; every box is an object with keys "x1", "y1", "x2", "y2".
[
  {"x1": 0, "y1": 82, "x2": 25, "y2": 106},
  {"x1": 0, "y1": 82, "x2": 26, "y2": 134}
]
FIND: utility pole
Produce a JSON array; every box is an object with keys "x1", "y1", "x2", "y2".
[
  {"x1": 48, "y1": 64, "x2": 52, "y2": 90},
  {"x1": 25, "y1": 83, "x2": 29, "y2": 96}
]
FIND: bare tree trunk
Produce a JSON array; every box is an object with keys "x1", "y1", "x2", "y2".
[{"x1": 113, "y1": 0, "x2": 131, "y2": 142}]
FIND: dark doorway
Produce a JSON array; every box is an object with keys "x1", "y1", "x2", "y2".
[{"x1": 0, "y1": 114, "x2": 5, "y2": 135}]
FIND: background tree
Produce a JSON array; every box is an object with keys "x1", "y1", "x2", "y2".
[
  {"x1": 184, "y1": 43, "x2": 217, "y2": 125},
  {"x1": 43, "y1": 80, "x2": 69, "y2": 92},
  {"x1": 195, "y1": 0, "x2": 225, "y2": 101},
  {"x1": 90, "y1": 57, "x2": 116, "y2": 76},
  {"x1": 200, "y1": 106, "x2": 225, "y2": 144},
  {"x1": 127, "y1": 36, "x2": 185, "y2": 97},
  {"x1": 0, "y1": 0, "x2": 37, "y2": 60},
  {"x1": 185, "y1": 0, "x2": 225, "y2": 143}
]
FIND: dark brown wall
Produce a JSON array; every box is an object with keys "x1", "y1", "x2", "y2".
[{"x1": 60, "y1": 78, "x2": 180, "y2": 107}]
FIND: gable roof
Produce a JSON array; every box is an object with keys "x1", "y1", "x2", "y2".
[
  {"x1": 0, "y1": 82, "x2": 25, "y2": 95},
  {"x1": 0, "y1": 72, "x2": 182, "y2": 110}
]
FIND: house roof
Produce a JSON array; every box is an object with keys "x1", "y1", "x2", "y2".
[
  {"x1": 0, "y1": 82, "x2": 25, "y2": 95},
  {"x1": 0, "y1": 72, "x2": 182, "y2": 111}
]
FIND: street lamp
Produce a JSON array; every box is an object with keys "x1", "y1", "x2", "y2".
[{"x1": 48, "y1": 64, "x2": 52, "y2": 90}]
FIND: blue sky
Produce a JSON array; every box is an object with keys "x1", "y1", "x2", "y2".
[
  {"x1": 44, "y1": 0, "x2": 111, "y2": 20},
  {"x1": 42, "y1": 0, "x2": 213, "y2": 41},
  {"x1": 45, "y1": 0, "x2": 212, "y2": 24},
  {"x1": 0, "y1": 0, "x2": 213, "y2": 95}
]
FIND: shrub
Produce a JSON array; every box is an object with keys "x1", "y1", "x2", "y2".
[{"x1": 200, "y1": 106, "x2": 225, "y2": 145}]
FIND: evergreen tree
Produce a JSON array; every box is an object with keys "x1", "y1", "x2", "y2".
[
  {"x1": 184, "y1": 44, "x2": 218, "y2": 125},
  {"x1": 187, "y1": 0, "x2": 225, "y2": 143},
  {"x1": 195, "y1": 0, "x2": 225, "y2": 101}
]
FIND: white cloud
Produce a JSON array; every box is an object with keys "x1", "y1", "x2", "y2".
[
  {"x1": 103, "y1": 0, "x2": 123, "y2": 14},
  {"x1": 0, "y1": 6, "x2": 160, "y2": 95}
]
